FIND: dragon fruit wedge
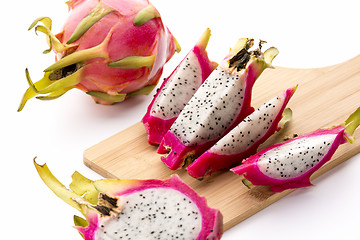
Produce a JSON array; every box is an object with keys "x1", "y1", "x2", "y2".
[
  {"x1": 231, "y1": 106, "x2": 360, "y2": 192},
  {"x1": 158, "y1": 38, "x2": 279, "y2": 170},
  {"x1": 18, "y1": 0, "x2": 180, "y2": 111},
  {"x1": 187, "y1": 86, "x2": 296, "y2": 179},
  {"x1": 34, "y1": 159, "x2": 223, "y2": 240},
  {"x1": 142, "y1": 28, "x2": 218, "y2": 145}
]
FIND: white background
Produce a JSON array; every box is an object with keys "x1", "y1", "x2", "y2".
[{"x1": 2, "y1": 0, "x2": 360, "y2": 239}]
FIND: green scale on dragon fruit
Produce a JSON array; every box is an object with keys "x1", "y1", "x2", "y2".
[
  {"x1": 34, "y1": 159, "x2": 223, "y2": 240},
  {"x1": 142, "y1": 28, "x2": 218, "y2": 145},
  {"x1": 158, "y1": 38, "x2": 279, "y2": 170},
  {"x1": 187, "y1": 86, "x2": 296, "y2": 179},
  {"x1": 231, "y1": 106, "x2": 360, "y2": 192},
  {"x1": 19, "y1": 0, "x2": 181, "y2": 111}
]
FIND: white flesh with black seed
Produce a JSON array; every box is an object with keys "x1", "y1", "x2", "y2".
[
  {"x1": 151, "y1": 51, "x2": 203, "y2": 120},
  {"x1": 95, "y1": 188, "x2": 202, "y2": 240},
  {"x1": 211, "y1": 95, "x2": 284, "y2": 155},
  {"x1": 170, "y1": 67, "x2": 245, "y2": 146},
  {"x1": 257, "y1": 134, "x2": 337, "y2": 180}
]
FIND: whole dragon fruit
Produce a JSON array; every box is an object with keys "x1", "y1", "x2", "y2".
[
  {"x1": 142, "y1": 28, "x2": 218, "y2": 145},
  {"x1": 158, "y1": 38, "x2": 279, "y2": 170},
  {"x1": 187, "y1": 86, "x2": 296, "y2": 179},
  {"x1": 18, "y1": 0, "x2": 180, "y2": 111},
  {"x1": 34, "y1": 159, "x2": 223, "y2": 239},
  {"x1": 231, "y1": 107, "x2": 360, "y2": 192}
]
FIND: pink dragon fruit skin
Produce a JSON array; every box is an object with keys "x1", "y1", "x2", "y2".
[
  {"x1": 231, "y1": 107, "x2": 360, "y2": 192},
  {"x1": 18, "y1": 0, "x2": 180, "y2": 111},
  {"x1": 158, "y1": 39, "x2": 279, "y2": 170},
  {"x1": 34, "y1": 160, "x2": 223, "y2": 240},
  {"x1": 187, "y1": 86, "x2": 296, "y2": 179},
  {"x1": 142, "y1": 28, "x2": 218, "y2": 145}
]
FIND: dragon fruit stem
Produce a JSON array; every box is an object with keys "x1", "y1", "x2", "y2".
[
  {"x1": 66, "y1": 0, "x2": 115, "y2": 44},
  {"x1": 34, "y1": 158, "x2": 123, "y2": 220},
  {"x1": 26, "y1": 68, "x2": 83, "y2": 94},
  {"x1": 133, "y1": 4, "x2": 160, "y2": 26}
]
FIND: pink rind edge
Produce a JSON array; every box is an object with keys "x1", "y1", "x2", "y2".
[{"x1": 230, "y1": 126, "x2": 347, "y2": 192}]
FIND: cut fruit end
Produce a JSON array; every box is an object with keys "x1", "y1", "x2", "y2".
[
  {"x1": 133, "y1": 4, "x2": 160, "y2": 26},
  {"x1": 228, "y1": 38, "x2": 249, "y2": 57}
]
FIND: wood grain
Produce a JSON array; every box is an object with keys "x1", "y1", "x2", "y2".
[{"x1": 84, "y1": 55, "x2": 360, "y2": 231}]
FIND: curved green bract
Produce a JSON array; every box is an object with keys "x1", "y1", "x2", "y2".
[
  {"x1": 70, "y1": 171, "x2": 99, "y2": 205},
  {"x1": 127, "y1": 85, "x2": 156, "y2": 97},
  {"x1": 18, "y1": 68, "x2": 83, "y2": 111},
  {"x1": 18, "y1": 70, "x2": 53, "y2": 111},
  {"x1": 279, "y1": 108, "x2": 293, "y2": 129},
  {"x1": 345, "y1": 106, "x2": 360, "y2": 136},
  {"x1": 108, "y1": 55, "x2": 156, "y2": 69},
  {"x1": 67, "y1": 1, "x2": 114, "y2": 44},
  {"x1": 86, "y1": 91, "x2": 127, "y2": 103},
  {"x1": 133, "y1": 4, "x2": 160, "y2": 26},
  {"x1": 264, "y1": 47, "x2": 279, "y2": 66},
  {"x1": 28, "y1": 16, "x2": 52, "y2": 31},
  {"x1": 34, "y1": 158, "x2": 83, "y2": 213},
  {"x1": 44, "y1": 42, "x2": 108, "y2": 72},
  {"x1": 74, "y1": 215, "x2": 89, "y2": 228},
  {"x1": 29, "y1": 17, "x2": 70, "y2": 53},
  {"x1": 36, "y1": 86, "x2": 74, "y2": 100}
]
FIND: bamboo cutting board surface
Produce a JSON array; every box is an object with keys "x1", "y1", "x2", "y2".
[{"x1": 84, "y1": 55, "x2": 360, "y2": 231}]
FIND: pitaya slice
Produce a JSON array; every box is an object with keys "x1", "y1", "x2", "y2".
[
  {"x1": 18, "y1": 0, "x2": 180, "y2": 111},
  {"x1": 142, "y1": 28, "x2": 218, "y2": 145},
  {"x1": 34, "y1": 159, "x2": 223, "y2": 239},
  {"x1": 187, "y1": 86, "x2": 296, "y2": 179},
  {"x1": 231, "y1": 106, "x2": 360, "y2": 192},
  {"x1": 158, "y1": 39, "x2": 279, "y2": 170}
]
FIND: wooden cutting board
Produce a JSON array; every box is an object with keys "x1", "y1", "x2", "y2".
[{"x1": 84, "y1": 54, "x2": 360, "y2": 231}]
